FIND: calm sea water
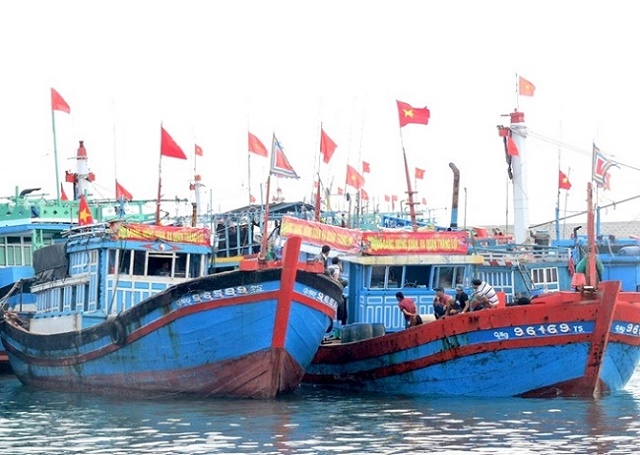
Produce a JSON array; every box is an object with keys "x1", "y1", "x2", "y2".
[{"x1": 1, "y1": 371, "x2": 640, "y2": 455}]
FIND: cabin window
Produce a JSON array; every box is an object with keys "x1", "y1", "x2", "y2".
[
  {"x1": 433, "y1": 266, "x2": 466, "y2": 289},
  {"x1": 404, "y1": 265, "x2": 432, "y2": 288},
  {"x1": 531, "y1": 267, "x2": 558, "y2": 286},
  {"x1": 119, "y1": 250, "x2": 132, "y2": 274},
  {"x1": 387, "y1": 266, "x2": 403, "y2": 289},
  {"x1": 148, "y1": 254, "x2": 174, "y2": 277},
  {"x1": 190, "y1": 255, "x2": 202, "y2": 278},
  {"x1": 133, "y1": 251, "x2": 146, "y2": 275},
  {"x1": 108, "y1": 250, "x2": 117, "y2": 274},
  {"x1": 174, "y1": 254, "x2": 188, "y2": 278},
  {"x1": 70, "y1": 285, "x2": 77, "y2": 311},
  {"x1": 368, "y1": 266, "x2": 386, "y2": 288}
]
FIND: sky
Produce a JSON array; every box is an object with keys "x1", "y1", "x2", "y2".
[{"x1": 2, "y1": 0, "x2": 640, "y2": 231}]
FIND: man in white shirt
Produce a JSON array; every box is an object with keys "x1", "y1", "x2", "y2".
[{"x1": 470, "y1": 278, "x2": 499, "y2": 310}]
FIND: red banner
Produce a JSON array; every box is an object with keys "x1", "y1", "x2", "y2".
[
  {"x1": 362, "y1": 231, "x2": 470, "y2": 255},
  {"x1": 114, "y1": 223, "x2": 211, "y2": 246},
  {"x1": 279, "y1": 216, "x2": 362, "y2": 254}
]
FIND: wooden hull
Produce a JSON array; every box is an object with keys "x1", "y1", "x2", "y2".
[
  {"x1": 1, "y1": 251, "x2": 341, "y2": 398},
  {"x1": 304, "y1": 281, "x2": 640, "y2": 398}
]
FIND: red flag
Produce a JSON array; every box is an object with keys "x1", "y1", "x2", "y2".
[
  {"x1": 558, "y1": 170, "x2": 571, "y2": 190},
  {"x1": 250, "y1": 194, "x2": 256, "y2": 203},
  {"x1": 397, "y1": 100, "x2": 430, "y2": 127},
  {"x1": 60, "y1": 184, "x2": 69, "y2": 201},
  {"x1": 195, "y1": 144, "x2": 203, "y2": 157},
  {"x1": 361, "y1": 188, "x2": 369, "y2": 201},
  {"x1": 51, "y1": 88, "x2": 70, "y2": 113},
  {"x1": 391, "y1": 195, "x2": 398, "y2": 202},
  {"x1": 421, "y1": 197, "x2": 427, "y2": 205},
  {"x1": 518, "y1": 76, "x2": 535, "y2": 97},
  {"x1": 346, "y1": 165, "x2": 365, "y2": 190},
  {"x1": 320, "y1": 128, "x2": 337, "y2": 164},
  {"x1": 116, "y1": 180, "x2": 133, "y2": 201},
  {"x1": 415, "y1": 167, "x2": 425, "y2": 179},
  {"x1": 78, "y1": 195, "x2": 94, "y2": 226},
  {"x1": 362, "y1": 161, "x2": 371, "y2": 173},
  {"x1": 384, "y1": 194, "x2": 390, "y2": 202},
  {"x1": 160, "y1": 127, "x2": 187, "y2": 159},
  {"x1": 507, "y1": 136, "x2": 519, "y2": 156},
  {"x1": 248, "y1": 132, "x2": 268, "y2": 157},
  {"x1": 337, "y1": 187, "x2": 344, "y2": 195}
]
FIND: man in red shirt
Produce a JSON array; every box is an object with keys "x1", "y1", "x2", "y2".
[{"x1": 396, "y1": 292, "x2": 422, "y2": 328}]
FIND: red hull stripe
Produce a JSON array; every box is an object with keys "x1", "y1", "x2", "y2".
[{"x1": 4, "y1": 288, "x2": 333, "y2": 367}]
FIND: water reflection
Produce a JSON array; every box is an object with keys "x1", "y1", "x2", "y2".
[{"x1": 1, "y1": 373, "x2": 640, "y2": 454}]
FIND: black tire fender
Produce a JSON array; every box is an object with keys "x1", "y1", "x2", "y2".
[{"x1": 110, "y1": 318, "x2": 127, "y2": 346}]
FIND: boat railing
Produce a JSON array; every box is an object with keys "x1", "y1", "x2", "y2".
[{"x1": 475, "y1": 244, "x2": 572, "y2": 264}]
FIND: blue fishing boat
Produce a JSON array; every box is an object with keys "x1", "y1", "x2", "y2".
[
  {"x1": 0, "y1": 221, "x2": 341, "y2": 398},
  {"x1": 300, "y1": 184, "x2": 640, "y2": 397}
]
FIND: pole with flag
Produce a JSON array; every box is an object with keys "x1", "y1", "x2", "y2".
[
  {"x1": 248, "y1": 132, "x2": 269, "y2": 206},
  {"x1": 192, "y1": 142, "x2": 204, "y2": 227},
  {"x1": 316, "y1": 126, "x2": 337, "y2": 221},
  {"x1": 51, "y1": 88, "x2": 71, "y2": 201},
  {"x1": 157, "y1": 125, "x2": 187, "y2": 224},
  {"x1": 260, "y1": 134, "x2": 299, "y2": 259},
  {"x1": 396, "y1": 100, "x2": 430, "y2": 231}
]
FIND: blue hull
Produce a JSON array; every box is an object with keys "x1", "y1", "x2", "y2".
[
  {"x1": 2, "y1": 269, "x2": 340, "y2": 398},
  {"x1": 305, "y1": 283, "x2": 640, "y2": 398}
]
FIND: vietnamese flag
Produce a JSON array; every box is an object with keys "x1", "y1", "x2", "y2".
[
  {"x1": 248, "y1": 132, "x2": 268, "y2": 157},
  {"x1": 60, "y1": 184, "x2": 69, "y2": 201},
  {"x1": 116, "y1": 180, "x2": 133, "y2": 201},
  {"x1": 362, "y1": 161, "x2": 371, "y2": 173},
  {"x1": 320, "y1": 128, "x2": 337, "y2": 164},
  {"x1": 346, "y1": 164, "x2": 365, "y2": 190},
  {"x1": 397, "y1": 100, "x2": 430, "y2": 127},
  {"x1": 558, "y1": 170, "x2": 571, "y2": 190},
  {"x1": 415, "y1": 167, "x2": 425, "y2": 179},
  {"x1": 519, "y1": 76, "x2": 535, "y2": 97},
  {"x1": 78, "y1": 195, "x2": 94, "y2": 226},
  {"x1": 337, "y1": 187, "x2": 344, "y2": 195},
  {"x1": 51, "y1": 88, "x2": 70, "y2": 113},
  {"x1": 384, "y1": 194, "x2": 390, "y2": 202},
  {"x1": 160, "y1": 127, "x2": 187, "y2": 159},
  {"x1": 250, "y1": 194, "x2": 256, "y2": 203},
  {"x1": 195, "y1": 144, "x2": 203, "y2": 157},
  {"x1": 507, "y1": 136, "x2": 519, "y2": 156},
  {"x1": 361, "y1": 188, "x2": 369, "y2": 201}
]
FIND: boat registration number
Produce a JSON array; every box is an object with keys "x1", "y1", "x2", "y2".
[
  {"x1": 493, "y1": 323, "x2": 582, "y2": 340},
  {"x1": 178, "y1": 285, "x2": 265, "y2": 307},
  {"x1": 303, "y1": 287, "x2": 338, "y2": 309},
  {"x1": 612, "y1": 323, "x2": 640, "y2": 336}
]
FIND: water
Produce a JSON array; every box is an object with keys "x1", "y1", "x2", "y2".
[{"x1": 1, "y1": 372, "x2": 640, "y2": 455}]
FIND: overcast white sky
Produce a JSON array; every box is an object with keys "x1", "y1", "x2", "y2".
[{"x1": 2, "y1": 1, "x2": 640, "y2": 230}]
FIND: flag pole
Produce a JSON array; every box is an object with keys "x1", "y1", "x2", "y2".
[
  {"x1": 398, "y1": 129, "x2": 418, "y2": 231},
  {"x1": 156, "y1": 123, "x2": 163, "y2": 225},
  {"x1": 259, "y1": 173, "x2": 272, "y2": 260},
  {"x1": 515, "y1": 73, "x2": 520, "y2": 112},
  {"x1": 314, "y1": 122, "x2": 323, "y2": 221},
  {"x1": 51, "y1": 108, "x2": 61, "y2": 201}
]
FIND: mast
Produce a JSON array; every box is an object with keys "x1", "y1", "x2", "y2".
[
  {"x1": 586, "y1": 182, "x2": 597, "y2": 287},
  {"x1": 399, "y1": 140, "x2": 418, "y2": 231},
  {"x1": 449, "y1": 162, "x2": 459, "y2": 228},
  {"x1": 509, "y1": 110, "x2": 530, "y2": 243}
]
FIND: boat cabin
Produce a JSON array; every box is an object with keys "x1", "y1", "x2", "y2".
[{"x1": 28, "y1": 222, "x2": 212, "y2": 333}]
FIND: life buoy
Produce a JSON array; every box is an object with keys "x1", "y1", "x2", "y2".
[{"x1": 110, "y1": 319, "x2": 127, "y2": 346}]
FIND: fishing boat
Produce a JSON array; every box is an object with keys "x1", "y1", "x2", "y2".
[
  {"x1": 301, "y1": 183, "x2": 640, "y2": 397},
  {"x1": 0, "y1": 221, "x2": 341, "y2": 398},
  {"x1": 298, "y1": 104, "x2": 640, "y2": 398}
]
